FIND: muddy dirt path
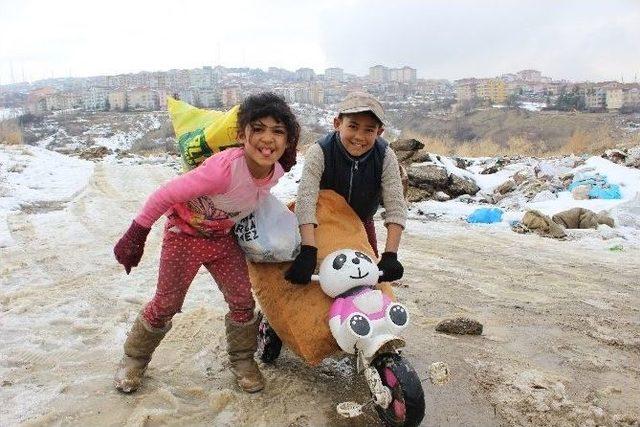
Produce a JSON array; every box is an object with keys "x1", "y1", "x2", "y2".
[{"x1": 1, "y1": 161, "x2": 638, "y2": 426}]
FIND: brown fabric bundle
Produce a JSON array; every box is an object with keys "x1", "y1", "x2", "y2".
[
  {"x1": 552, "y1": 207, "x2": 614, "y2": 229},
  {"x1": 248, "y1": 190, "x2": 394, "y2": 366},
  {"x1": 522, "y1": 210, "x2": 567, "y2": 239}
]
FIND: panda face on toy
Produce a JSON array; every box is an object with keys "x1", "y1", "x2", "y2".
[{"x1": 318, "y1": 249, "x2": 380, "y2": 298}]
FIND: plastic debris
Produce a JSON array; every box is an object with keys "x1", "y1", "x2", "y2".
[
  {"x1": 428, "y1": 362, "x2": 451, "y2": 386},
  {"x1": 336, "y1": 401, "x2": 363, "y2": 418},
  {"x1": 467, "y1": 208, "x2": 503, "y2": 224},
  {"x1": 568, "y1": 174, "x2": 621, "y2": 200}
]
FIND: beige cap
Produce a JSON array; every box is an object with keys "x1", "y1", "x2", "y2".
[{"x1": 338, "y1": 91, "x2": 385, "y2": 125}]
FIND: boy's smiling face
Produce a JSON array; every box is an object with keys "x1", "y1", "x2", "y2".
[{"x1": 334, "y1": 112, "x2": 384, "y2": 157}]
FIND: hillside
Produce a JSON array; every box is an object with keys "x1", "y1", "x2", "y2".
[{"x1": 397, "y1": 108, "x2": 640, "y2": 157}]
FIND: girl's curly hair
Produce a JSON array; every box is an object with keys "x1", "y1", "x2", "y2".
[{"x1": 237, "y1": 92, "x2": 300, "y2": 172}]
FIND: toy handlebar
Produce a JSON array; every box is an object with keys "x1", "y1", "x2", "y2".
[{"x1": 310, "y1": 271, "x2": 383, "y2": 283}]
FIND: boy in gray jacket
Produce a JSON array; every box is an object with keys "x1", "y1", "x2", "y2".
[{"x1": 285, "y1": 91, "x2": 407, "y2": 285}]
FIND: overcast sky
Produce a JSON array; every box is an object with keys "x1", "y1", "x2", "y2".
[{"x1": 1, "y1": 0, "x2": 639, "y2": 84}]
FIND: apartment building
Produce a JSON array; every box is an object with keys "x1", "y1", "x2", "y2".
[
  {"x1": 174, "y1": 89, "x2": 198, "y2": 106},
  {"x1": 485, "y1": 79, "x2": 507, "y2": 103},
  {"x1": 108, "y1": 90, "x2": 127, "y2": 111},
  {"x1": 281, "y1": 86, "x2": 296, "y2": 104},
  {"x1": 197, "y1": 89, "x2": 220, "y2": 108},
  {"x1": 165, "y1": 69, "x2": 191, "y2": 90},
  {"x1": 624, "y1": 86, "x2": 640, "y2": 109},
  {"x1": 584, "y1": 89, "x2": 606, "y2": 110},
  {"x1": 127, "y1": 88, "x2": 159, "y2": 110},
  {"x1": 456, "y1": 78, "x2": 506, "y2": 104},
  {"x1": 26, "y1": 87, "x2": 57, "y2": 114},
  {"x1": 295, "y1": 68, "x2": 315, "y2": 82},
  {"x1": 157, "y1": 88, "x2": 169, "y2": 110},
  {"x1": 389, "y1": 66, "x2": 417, "y2": 84},
  {"x1": 369, "y1": 65, "x2": 388, "y2": 83},
  {"x1": 310, "y1": 84, "x2": 325, "y2": 105},
  {"x1": 605, "y1": 88, "x2": 624, "y2": 111},
  {"x1": 83, "y1": 87, "x2": 109, "y2": 110},
  {"x1": 325, "y1": 67, "x2": 344, "y2": 82},
  {"x1": 45, "y1": 92, "x2": 82, "y2": 110},
  {"x1": 189, "y1": 67, "x2": 215, "y2": 89},
  {"x1": 221, "y1": 86, "x2": 241, "y2": 108},
  {"x1": 149, "y1": 72, "x2": 166, "y2": 89},
  {"x1": 455, "y1": 79, "x2": 477, "y2": 101}
]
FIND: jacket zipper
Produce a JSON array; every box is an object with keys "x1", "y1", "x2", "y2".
[{"x1": 348, "y1": 160, "x2": 358, "y2": 203}]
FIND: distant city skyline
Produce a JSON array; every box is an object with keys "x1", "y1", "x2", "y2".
[
  {"x1": 1, "y1": 0, "x2": 639, "y2": 84},
  {"x1": 2, "y1": 63, "x2": 638, "y2": 87}
]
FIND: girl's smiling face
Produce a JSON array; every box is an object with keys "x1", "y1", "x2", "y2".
[{"x1": 238, "y1": 116, "x2": 288, "y2": 178}]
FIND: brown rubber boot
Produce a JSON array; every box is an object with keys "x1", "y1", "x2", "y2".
[
  {"x1": 225, "y1": 313, "x2": 265, "y2": 393},
  {"x1": 114, "y1": 314, "x2": 171, "y2": 393}
]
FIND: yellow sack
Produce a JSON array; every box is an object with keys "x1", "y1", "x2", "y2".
[
  {"x1": 248, "y1": 190, "x2": 395, "y2": 366},
  {"x1": 167, "y1": 97, "x2": 240, "y2": 170}
]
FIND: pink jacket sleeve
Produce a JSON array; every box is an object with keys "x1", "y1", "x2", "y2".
[{"x1": 134, "y1": 155, "x2": 231, "y2": 228}]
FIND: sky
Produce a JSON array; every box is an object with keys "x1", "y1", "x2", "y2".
[{"x1": 1, "y1": 0, "x2": 639, "y2": 84}]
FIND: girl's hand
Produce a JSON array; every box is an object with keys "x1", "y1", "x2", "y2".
[{"x1": 114, "y1": 221, "x2": 151, "y2": 274}]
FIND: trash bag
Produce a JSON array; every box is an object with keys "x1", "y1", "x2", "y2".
[
  {"x1": 467, "y1": 208, "x2": 503, "y2": 224},
  {"x1": 167, "y1": 97, "x2": 240, "y2": 171},
  {"x1": 234, "y1": 194, "x2": 301, "y2": 262},
  {"x1": 551, "y1": 207, "x2": 615, "y2": 229},
  {"x1": 567, "y1": 174, "x2": 621, "y2": 200},
  {"x1": 521, "y1": 210, "x2": 567, "y2": 238},
  {"x1": 588, "y1": 185, "x2": 621, "y2": 200}
]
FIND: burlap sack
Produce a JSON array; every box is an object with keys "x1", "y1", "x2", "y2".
[
  {"x1": 552, "y1": 207, "x2": 615, "y2": 229},
  {"x1": 522, "y1": 210, "x2": 567, "y2": 239},
  {"x1": 248, "y1": 190, "x2": 394, "y2": 366}
]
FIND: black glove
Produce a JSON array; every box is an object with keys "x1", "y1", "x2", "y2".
[
  {"x1": 377, "y1": 252, "x2": 404, "y2": 282},
  {"x1": 284, "y1": 245, "x2": 318, "y2": 285}
]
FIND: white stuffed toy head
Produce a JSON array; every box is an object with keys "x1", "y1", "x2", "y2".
[{"x1": 318, "y1": 249, "x2": 380, "y2": 298}]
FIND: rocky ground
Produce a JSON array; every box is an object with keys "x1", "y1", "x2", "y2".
[{"x1": 1, "y1": 158, "x2": 639, "y2": 426}]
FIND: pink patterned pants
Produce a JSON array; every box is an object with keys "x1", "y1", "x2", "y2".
[{"x1": 143, "y1": 229, "x2": 255, "y2": 327}]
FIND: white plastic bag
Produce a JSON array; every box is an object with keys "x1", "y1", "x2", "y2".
[{"x1": 234, "y1": 193, "x2": 301, "y2": 262}]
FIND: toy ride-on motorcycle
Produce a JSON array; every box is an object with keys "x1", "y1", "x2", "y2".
[{"x1": 248, "y1": 190, "x2": 425, "y2": 427}]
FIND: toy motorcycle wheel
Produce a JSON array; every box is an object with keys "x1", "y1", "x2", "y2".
[
  {"x1": 371, "y1": 353, "x2": 425, "y2": 427},
  {"x1": 256, "y1": 315, "x2": 282, "y2": 363}
]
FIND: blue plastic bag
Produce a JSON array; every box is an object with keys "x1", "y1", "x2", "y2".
[
  {"x1": 568, "y1": 174, "x2": 621, "y2": 200},
  {"x1": 589, "y1": 184, "x2": 621, "y2": 200},
  {"x1": 467, "y1": 208, "x2": 504, "y2": 224}
]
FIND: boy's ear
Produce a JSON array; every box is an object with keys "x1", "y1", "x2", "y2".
[
  {"x1": 377, "y1": 126, "x2": 384, "y2": 136},
  {"x1": 333, "y1": 116, "x2": 342, "y2": 130}
]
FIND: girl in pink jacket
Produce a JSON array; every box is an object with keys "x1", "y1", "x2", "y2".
[{"x1": 112, "y1": 93, "x2": 300, "y2": 394}]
